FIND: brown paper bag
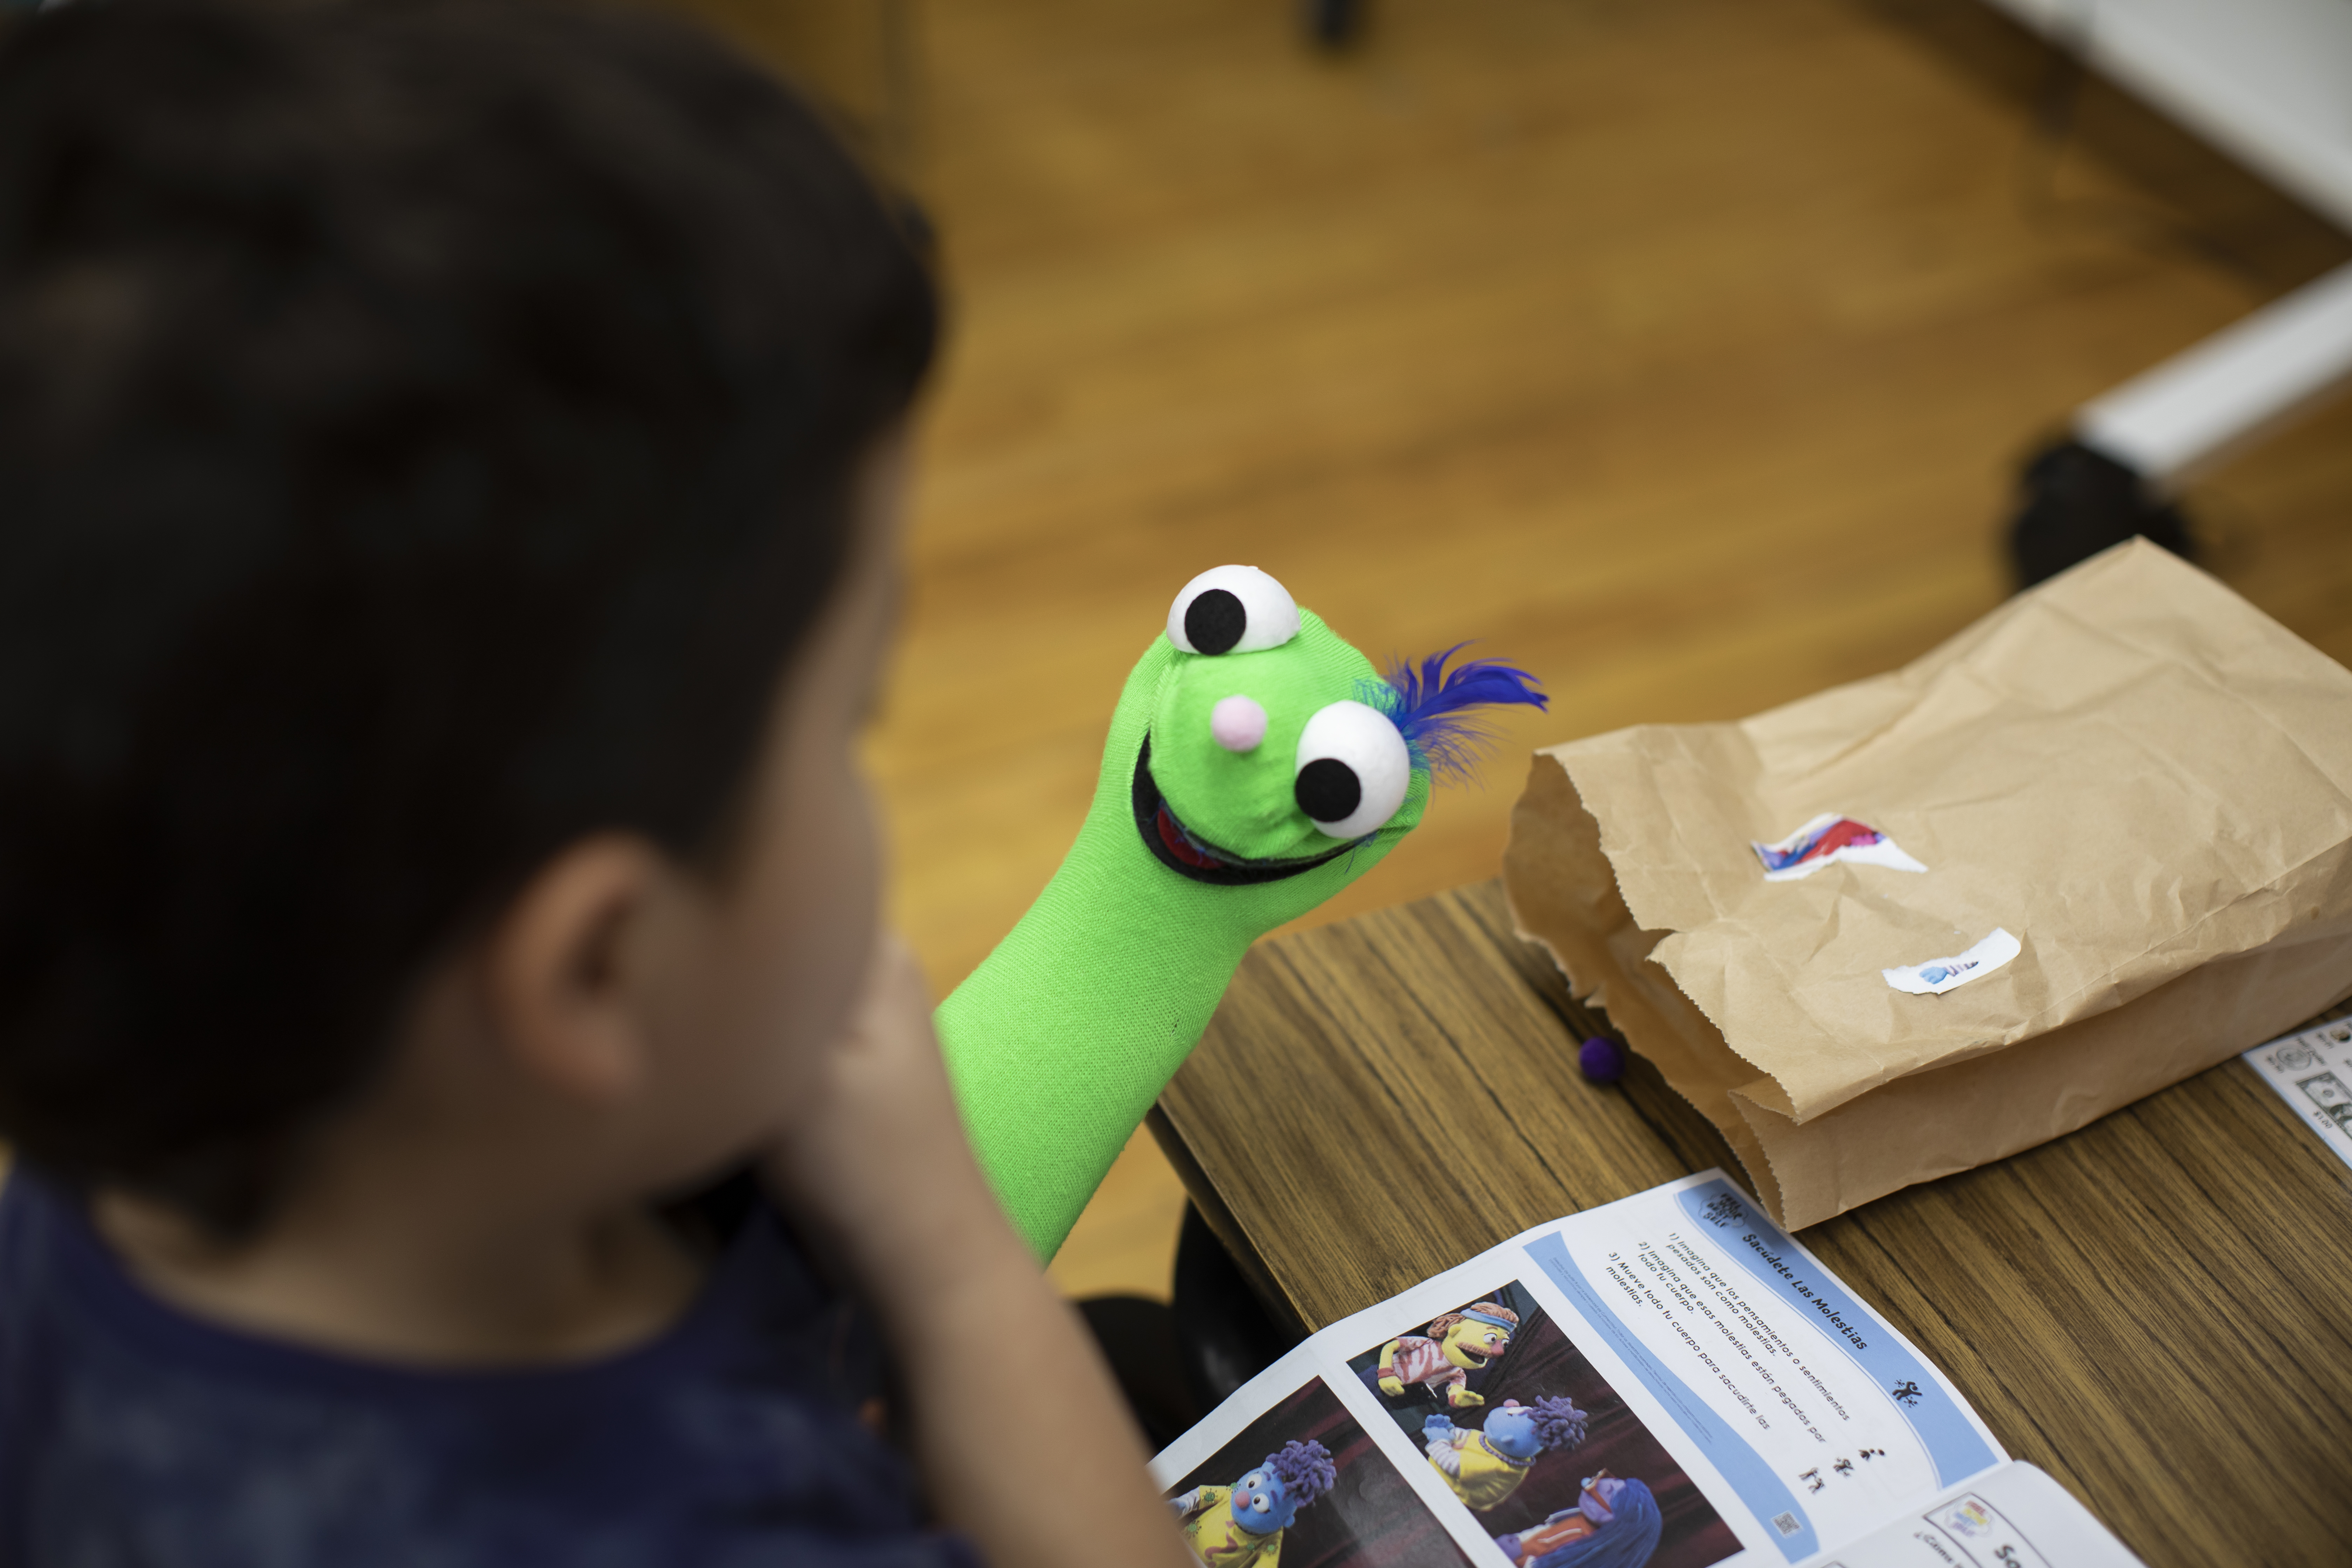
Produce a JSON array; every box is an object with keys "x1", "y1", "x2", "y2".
[{"x1": 1504, "y1": 540, "x2": 2352, "y2": 1227}]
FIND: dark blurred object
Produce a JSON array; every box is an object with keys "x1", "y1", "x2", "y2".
[
  {"x1": 1075, "y1": 1296, "x2": 1200, "y2": 1453},
  {"x1": 2008, "y1": 437, "x2": 2196, "y2": 590},
  {"x1": 887, "y1": 192, "x2": 937, "y2": 272},
  {"x1": 665, "y1": 0, "x2": 923, "y2": 193},
  {"x1": 1173, "y1": 1202, "x2": 1303, "y2": 1409},
  {"x1": 1303, "y1": 0, "x2": 1363, "y2": 51},
  {"x1": 1077, "y1": 1203, "x2": 1305, "y2": 1451}
]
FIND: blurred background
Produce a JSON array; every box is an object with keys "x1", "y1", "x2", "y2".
[{"x1": 668, "y1": 0, "x2": 2352, "y2": 1304}]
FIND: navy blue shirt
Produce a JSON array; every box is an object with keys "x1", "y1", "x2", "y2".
[{"x1": 0, "y1": 1166, "x2": 980, "y2": 1568}]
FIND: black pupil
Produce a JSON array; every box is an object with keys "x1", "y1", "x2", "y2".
[
  {"x1": 1184, "y1": 588, "x2": 1247, "y2": 655},
  {"x1": 1295, "y1": 758, "x2": 1362, "y2": 824}
]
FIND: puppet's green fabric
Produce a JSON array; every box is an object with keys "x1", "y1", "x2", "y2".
[{"x1": 936, "y1": 569, "x2": 1543, "y2": 1258}]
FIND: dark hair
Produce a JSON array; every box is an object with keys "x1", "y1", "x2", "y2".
[{"x1": 0, "y1": 0, "x2": 937, "y2": 1232}]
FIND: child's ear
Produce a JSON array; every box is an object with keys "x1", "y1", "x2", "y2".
[{"x1": 482, "y1": 834, "x2": 675, "y2": 1104}]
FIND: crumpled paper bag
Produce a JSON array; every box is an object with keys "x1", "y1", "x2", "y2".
[{"x1": 1504, "y1": 540, "x2": 2352, "y2": 1227}]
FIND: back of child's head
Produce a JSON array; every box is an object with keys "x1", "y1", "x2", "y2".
[{"x1": 0, "y1": 0, "x2": 936, "y2": 1233}]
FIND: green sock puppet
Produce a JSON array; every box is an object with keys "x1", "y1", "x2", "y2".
[{"x1": 936, "y1": 565, "x2": 1547, "y2": 1257}]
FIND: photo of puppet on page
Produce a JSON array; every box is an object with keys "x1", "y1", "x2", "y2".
[
  {"x1": 1344, "y1": 1282, "x2": 1739, "y2": 1567},
  {"x1": 1163, "y1": 1378, "x2": 1474, "y2": 1567}
]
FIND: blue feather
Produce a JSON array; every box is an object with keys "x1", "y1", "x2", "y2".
[{"x1": 1364, "y1": 644, "x2": 1548, "y2": 783}]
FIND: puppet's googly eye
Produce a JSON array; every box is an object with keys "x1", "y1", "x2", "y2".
[
  {"x1": 1167, "y1": 565, "x2": 1299, "y2": 656},
  {"x1": 1251, "y1": 1494, "x2": 1273, "y2": 1513},
  {"x1": 1295, "y1": 699, "x2": 1410, "y2": 838}
]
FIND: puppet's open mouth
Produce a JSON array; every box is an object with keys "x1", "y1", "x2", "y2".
[{"x1": 1132, "y1": 736, "x2": 1359, "y2": 886}]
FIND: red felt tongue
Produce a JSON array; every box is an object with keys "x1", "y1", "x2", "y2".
[{"x1": 1156, "y1": 805, "x2": 1218, "y2": 869}]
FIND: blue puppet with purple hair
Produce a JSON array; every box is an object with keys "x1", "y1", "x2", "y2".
[
  {"x1": 1170, "y1": 1438, "x2": 1340, "y2": 1567},
  {"x1": 1423, "y1": 1394, "x2": 1591, "y2": 1510},
  {"x1": 1496, "y1": 1473, "x2": 1664, "y2": 1568},
  {"x1": 939, "y1": 566, "x2": 1547, "y2": 1258}
]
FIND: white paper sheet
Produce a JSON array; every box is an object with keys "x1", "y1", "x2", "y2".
[
  {"x1": 1793, "y1": 1461, "x2": 2144, "y2": 1567},
  {"x1": 1147, "y1": 1172, "x2": 2124, "y2": 1568},
  {"x1": 2242, "y1": 1016, "x2": 2352, "y2": 1171}
]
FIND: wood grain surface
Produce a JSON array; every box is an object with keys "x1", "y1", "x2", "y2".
[{"x1": 1157, "y1": 879, "x2": 2352, "y2": 1568}]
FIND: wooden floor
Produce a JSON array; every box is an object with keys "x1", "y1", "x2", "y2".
[{"x1": 695, "y1": 0, "x2": 2352, "y2": 1301}]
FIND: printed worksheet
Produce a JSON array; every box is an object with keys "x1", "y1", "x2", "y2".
[
  {"x1": 1152, "y1": 1172, "x2": 2144, "y2": 1568},
  {"x1": 2243, "y1": 1016, "x2": 2352, "y2": 1172},
  {"x1": 1790, "y1": 1462, "x2": 2139, "y2": 1568}
]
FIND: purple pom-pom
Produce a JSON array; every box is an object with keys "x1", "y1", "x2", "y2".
[
  {"x1": 1265, "y1": 1439, "x2": 1337, "y2": 1507},
  {"x1": 1529, "y1": 1395, "x2": 1589, "y2": 1450},
  {"x1": 1579, "y1": 1036, "x2": 1625, "y2": 1084}
]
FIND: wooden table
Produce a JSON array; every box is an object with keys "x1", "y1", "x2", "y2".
[{"x1": 1151, "y1": 880, "x2": 2352, "y2": 1568}]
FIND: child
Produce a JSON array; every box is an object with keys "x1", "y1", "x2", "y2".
[{"x1": 0, "y1": 1, "x2": 1193, "y2": 1563}]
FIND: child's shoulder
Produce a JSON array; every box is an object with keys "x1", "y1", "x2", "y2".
[{"x1": 0, "y1": 1168, "x2": 968, "y2": 1566}]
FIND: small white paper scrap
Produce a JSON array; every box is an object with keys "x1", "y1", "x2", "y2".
[
  {"x1": 2243, "y1": 1017, "x2": 2352, "y2": 1173},
  {"x1": 1883, "y1": 928, "x2": 2020, "y2": 996},
  {"x1": 1751, "y1": 812, "x2": 1928, "y2": 882}
]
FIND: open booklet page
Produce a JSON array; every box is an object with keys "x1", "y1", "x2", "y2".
[
  {"x1": 1152, "y1": 1171, "x2": 2140, "y2": 1568},
  {"x1": 1806, "y1": 1462, "x2": 2142, "y2": 1567}
]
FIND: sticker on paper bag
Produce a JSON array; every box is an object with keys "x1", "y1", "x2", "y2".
[
  {"x1": 1883, "y1": 928, "x2": 2020, "y2": 996},
  {"x1": 1750, "y1": 812, "x2": 1927, "y2": 881}
]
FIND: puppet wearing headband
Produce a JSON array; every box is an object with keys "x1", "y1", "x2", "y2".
[
  {"x1": 1371, "y1": 1301, "x2": 1521, "y2": 1411},
  {"x1": 938, "y1": 567, "x2": 1546, "y2": 1257}
]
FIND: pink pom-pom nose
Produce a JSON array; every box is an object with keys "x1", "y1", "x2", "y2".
[{"x1": 1211, "y1": 694, "x2": 1269, "y2": 753}]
